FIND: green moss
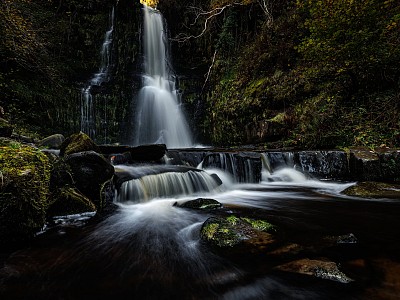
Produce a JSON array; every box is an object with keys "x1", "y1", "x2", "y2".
[
  {"x1": 0, "y1": 144, "x2": 51, "y2": 241},
  {"x1": 242, "y1": 217, "x2": 276, "y2": 232},
  {"x1": 342, "y1": 182, "x2": 400, "y2": 199},
  {"x1": 60, "y1": 132, "x2": 100, "y2": 156}
]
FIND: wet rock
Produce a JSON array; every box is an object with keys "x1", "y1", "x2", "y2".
[
  {"x1": 342, "y1": 181, "x2": 400, "y2": 199},
  {"x1": 65, "y1": 151, "x2": 114, "y2": 210},
  {"x1": 294, "y1": 151, "x2": 349, "y2": 180},
  {"x1": 48, "y1": 187, "x2": 96, "y2": 217},
  {"x1": 173, "y1": 198, "x2": 222, "y2": 210},
  {"x1": 200, "y1": 215, "x2": 277, "y2": 253},
  {"x1": 60, "y1": 132, "x2": 100, "y2": 156},
  {"x1": 98, "y1": 144, "x2": 167, "y2": 162},
  {"x1": 0, "y1": 144, "x2": 51, "y2": 243},
  {"x1": 38, "y1": 134, "x2": 65, "y2": 149},
  {"x1": 349, "y1": 148, "x2": 382, "y2": 181},
  {"x1": 130, "y1": 144, "x2": 167, "y2": 162},
  {"x1": 275, "y1": 258, "x2": 353, "y2": 283},
  {"x1": 377, "y1": 149, "x2": 400, "y2": 182}
]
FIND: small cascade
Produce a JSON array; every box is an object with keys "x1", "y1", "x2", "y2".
[
  {"x1": 200, "y1": 152, "x2": 262, "y2": 183},
  {"x1": 81, "y1": 7, "x2": 115, "y2": 141},
  {"x1": 116, "y1": 169, "x2": 222, "y2": 202},
  {"x1": 133, "y1": 5, "x2": 193, "y2": 148}
]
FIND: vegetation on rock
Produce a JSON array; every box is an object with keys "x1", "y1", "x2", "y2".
[{"x1": 0, "y1": 142, "x2": 51, "y2": 242}]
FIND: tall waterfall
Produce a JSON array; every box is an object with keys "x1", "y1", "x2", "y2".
[
  {"x1": 81, "y1": 7, "x2": 115, "y2": 140},
  {"x1": 134, "y1": 5, "x2": 193, "y2": 148}
]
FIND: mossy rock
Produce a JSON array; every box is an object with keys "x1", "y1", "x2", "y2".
[
  {"x1": 0, "y1": 118, "x2": 13, "y2": 138},
  {"x1": 200, "y1": 215, "x2": 277, "y2": 254},
  {"x1": 342, "y1": 182, "x2": 400, "y2": 199},
  {"x1": 0, "y1": 144, "x2": 51, "y2": 243},
  {"x1": 59, "y1": 132, "x2": 100, "y2": 156},
  {"x1": 48, "y1": 187, "x2": 96, "y2": 217},
  {"x1": 38, "y1": 134, "x2": 65, "y2": 149},
  {"x1": 173, "y1": 198, "x2": 222, "y2": 210}
]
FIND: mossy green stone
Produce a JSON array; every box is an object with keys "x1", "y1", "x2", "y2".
[{"x1": 0, "y1": 144, "x2": 51, "y2": 242}]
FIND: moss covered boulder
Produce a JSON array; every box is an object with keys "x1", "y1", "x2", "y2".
[
  {"x1": 200, "y1": 215, "x2": 277, "y2": 255},
  {"x1": 59, "y1": 132, "x2": 100, "y2": 156},
  {"x1": 0, "y1": 143, "x2": 51, "y2": 243},
  {"x1": 342, "y1": 182, "x2": 400, "y2": 199},
  {"x1": 48, "y1": 187, "x2": 96, "y2": 217},
  {"x1": 65, "y1": 151, "x2": 114, "y2": 210}
]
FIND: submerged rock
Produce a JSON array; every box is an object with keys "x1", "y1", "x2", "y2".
[
  {"x1": 200, "y1": 215, "x2": 277, "y2": 252},
  {"x1": 275, "y1": 258, "x2": 353, "y2": 283},
  {"x1": 342, "y1": 181, "x2": 400, "y2": 199},
  {"x1": 0, "y1": 143, "x2": 51, "y2": 243},
  {"x1": 173, "y1": 198, "x2": 222, "y2": 210}
]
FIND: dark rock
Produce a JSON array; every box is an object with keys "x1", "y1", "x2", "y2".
[
  {"x1": 98, "y1": 144, "x2": 167, "y2": 162},
  {"x1": 275, "y1": 258, "x2": 353, "y2": 283},
  {"x1": 377, "y1": 150, "x2": 400, "y2": 182},
  {"x1": 294, "y1": 151, "x2": 349, "y2": 180},
  {"x1": 174, "y1": 198, "x2": 222, "y2": 210},
  {"x1": 130, "y1": 144, "x2": 167, "y2": 162},
  {"x1": 0, "y1": 144, "x2": 51, "y2": 243},
  {"x1": 349, "y1": 148, "x2": 382, "y2": 181},
  {"x1": 0, "y1": 118, "x2": 13, "y2": 138},
  {"x1": 38, "y1": 134, "x2": 65, "y2": 149},
  {"x1": 342, "y1": 181, "x2": 400, "y2": 199},
  {"x1": 60, "y1": 132, "x2": 100, "y2": 156},
  {"x1": 65, "y1": 151, "x2": 114, "y2": 210},
  {"x1": 48, "y1": 187, "x2": 96, "y2": 217}
]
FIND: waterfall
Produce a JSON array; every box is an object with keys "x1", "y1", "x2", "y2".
[
  {"x1": 116, "y1": 170, "x2": 222, "y2": 202},
  {"x1": 81, "y1": 7, "x2": 115, "y2": 141},
  {"x1": 133, "y1": 5, "x2": 193, "y2": 148}
]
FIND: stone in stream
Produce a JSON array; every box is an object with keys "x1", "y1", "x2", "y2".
[
  {"x1": 200, "y1": 215, "x2": 277, "y2": 254},
  {"x1": 275, "y1": 258, "x2": 353, "y2": 283},
  {"x1": 59, "y1": 132, "x2": 100, "y2": 157},
  {"x1": 173, "y1": 198, "x2": 223, "y2": 210},
  {"x1": 342, "y1": 181, "x2": 400, "y2": 199},
  {"x1": 37, "y1": 134, "x2": 65, "y2": 149}
]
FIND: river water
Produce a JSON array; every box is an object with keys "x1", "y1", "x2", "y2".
[{"x1": 1, "y1": 167, "x2": 399, "y2": 300}]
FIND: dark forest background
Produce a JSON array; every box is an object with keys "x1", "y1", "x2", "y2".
[{"x1": 1, "y1": 0, "x2": 399, "y2": 149}]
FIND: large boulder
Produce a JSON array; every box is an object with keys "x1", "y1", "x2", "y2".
[
  {"x1": 0, "y1": 143, "x2": 51, "y2": 243},
  {"x1": 349, "y1": 148, "x2": 382, "y2": 181},
  {"x1": 65, "y1": 151, "x2": 114, "y2": 210},
  {"x1": 200, "y1": 215, "x2": 277, "y2": 255},
  {"x1": 38, "y1": 134, "x2": 65, "y2": 149},
  {"x1": 60, "y1": 132, "x2": 100, "y2": 156}
]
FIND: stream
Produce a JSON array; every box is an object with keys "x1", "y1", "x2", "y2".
[{"x1": 1, "y1": 166, "x2": 399, "y2": 300}]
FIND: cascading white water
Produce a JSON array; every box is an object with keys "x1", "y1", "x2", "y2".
[
  {"x1": 81, "y1": 7, "x2": 115, "y2": 140},
  {"x1": 134, "y1": 5, "x2": 193, "y2": 148}
]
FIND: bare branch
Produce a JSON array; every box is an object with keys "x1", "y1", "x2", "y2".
[
  {"x1": 202, "y1": 50, "x2": 218, "y2": 92},
  {"x1": 258, "y1": 0, "x2": 273, "y2": 25},
  {"x1": 171, "y1": 2, "x2": 244, "y2": 43}
]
